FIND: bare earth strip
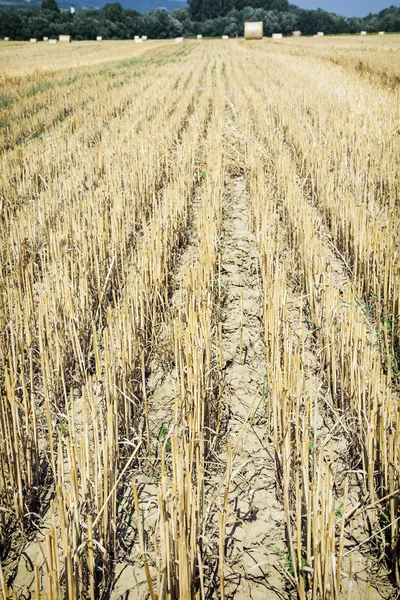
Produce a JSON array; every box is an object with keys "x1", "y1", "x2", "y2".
[{"x1": 218, "y1": 177, "x2": 290, "y2": 600}]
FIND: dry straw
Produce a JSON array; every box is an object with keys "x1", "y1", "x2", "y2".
[
  {"x1": 0, "y1": 37, "x2": 398, "y2": 600},
  {"x1": 226, "y1": 40, "x2": 399, "y2": 598},
  {"x1": 0, "y1": 43, "x2": 217, "y2": 598}
]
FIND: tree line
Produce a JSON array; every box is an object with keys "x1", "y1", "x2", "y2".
[{"x1": 0, "y1": 0, "x2": 399, "y2": 41}]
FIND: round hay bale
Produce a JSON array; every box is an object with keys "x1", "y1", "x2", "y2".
[{"x1": 244, "y1": 22, "x2": 263, "y2": 40}]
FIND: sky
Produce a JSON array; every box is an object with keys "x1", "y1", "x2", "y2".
[{"x1": 295, "y1": 0, "x2": 400, "y2": 17}]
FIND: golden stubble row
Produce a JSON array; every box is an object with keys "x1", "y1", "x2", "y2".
[
  {"x1": 232, "y1": 48, "x2": 399, "y2": 594},
  {"x1": 0, "y1": 66, "x2": 130, "y2": 153},
  {"x1": 0, "y1": 46, "x2": 194, "y2": 221},
  {"x1": 0, "y1": 45, "x2": 203, "y2": 364},
  {"x1": 245, "y1": 43, "x2": 400, "y2": 366},
  {"x1": 265, "y1": 35, "x2": 400, "y2": 89},
  {"x1": 0, "y1": 39, "x2": 171, "y2": 76},
  {"x1": 220, "y1": 53, "x2": 346, "y2": 599},
  {"x1": 0, "y1": 44, "x2": 193, "y2": 155},
  {"x1": 0, "y1": 44, "x2": 216, "y2": 599},
  {"x1": 42, "y1": 52, "x2": 221, "y2": 600},
  {"x1": 156, "y1": 77, "x2": 226, "y2": 599}
]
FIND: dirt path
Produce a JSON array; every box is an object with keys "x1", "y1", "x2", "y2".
[{"x1": 218, "y1": 178, "x2": 291, "y2": 600}]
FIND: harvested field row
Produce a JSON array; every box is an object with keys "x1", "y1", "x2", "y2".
[
  {"x1": 0, "y1": 45, "x2": 194, "y2": 153},
  {"x1": 276, "y1": 34, "x2": 400, "y2": 88},
  {"x1": 0, "y1": 36, "x2": 399, "y2": 600},
  {"x1": 0, "y1": 39, "x2": 175, "y2": 76},
  {"x1": 243, "y1": 42, "x2": 400, "y2": 378}
]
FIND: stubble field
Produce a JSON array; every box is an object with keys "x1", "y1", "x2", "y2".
[{"x1": 0, "y1": 34, "x2": 399, "y2": 600}]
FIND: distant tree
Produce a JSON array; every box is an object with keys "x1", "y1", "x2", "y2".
[
  {"x1": 74, "y1": 12, "x2": 99, "y2": 39},
  {"x1": 171, "y1": 8, "x2": 191, "y2": 22},
  {"x1": 240, "y1": 6, "x2": 265, "y2": 21},
  {"x1": 124, "y1": 10, "x2": 141, "y2": 38},
  {"x1": 188, "y1": 0, "x2": 235, "y2": 20},
  {"x1": 234, "y1": 0, "x2": 288, "y2": 11},
  {"x1": 181, "y1": 17, "x2": 195, "y2": 34},
  {"x1": 29, "y1": 14, "x2": 53, "y2": 37},
  {"x1": 0, "y1": 10, "x2": 23, "y2": 38},
  {"x1": 41, "y1": 0, "x2": 60, "y2": 14},
  {"x1": 346, "y1": 17, "x2": 360, "y2": 33},
  {"x1": 262, "y1": 10, "x2": 280, "y2": 35},
  {"x1": 141, "y1": 9, "x2": 182, "y2": 39},
  {"x1": 102, "y1": 19, "x2": 124, "y2": 38},
  {"x1": 200, "y1": 15, "x2": 229, "y2": 36},
  {"x1": 103, "y1": 3, "x2": 123, "y2": 23},
  {"x1": 280, "y1": 11, "x2": 297, "y2": 34},
  {"x1": 375, "y1": 6, "x2": 400, "y2": 32},
  {"x1": 294, "y1": 8, "x2": 334, "y2": 35},
  {"x1": 188, "y1": 0, "x2": 203, "y2": 21},
  {"x1": 189, "y1": 0, "x2": 289, "y2": 16},
  {"x1": 224, "y1": 20, "x2": 239, "y2": 36},
  {"x1": 171, "y1": 8, "x2": 196, "y2": 35}
]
